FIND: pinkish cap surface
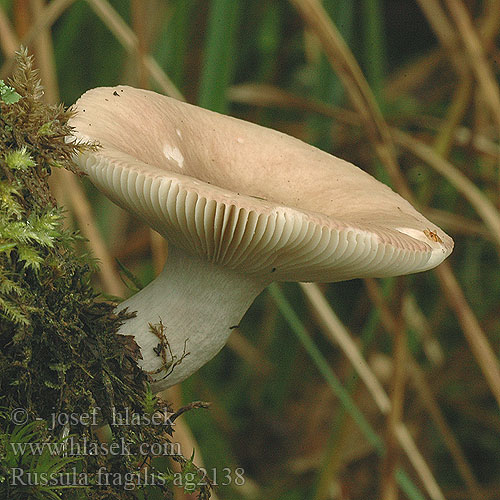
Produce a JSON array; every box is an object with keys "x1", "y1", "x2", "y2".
[{"x1": 69, "y1": 86, "x2": 453, "y2": 282}]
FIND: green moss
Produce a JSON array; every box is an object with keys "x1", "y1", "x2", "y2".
[
  {"x1": 0, "y1": 81, "x2": 21, "y2": 105},
  {"x1": 0, "y1": 51, "x2": 210, "y2": 500}
]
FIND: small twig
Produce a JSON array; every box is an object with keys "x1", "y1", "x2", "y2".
[
  {"x1": 168, "y1": 401, "x2": 211, "y2": 424},
  {"x1": 146, "y1": 320, "x2": 190, "y2": 380}
]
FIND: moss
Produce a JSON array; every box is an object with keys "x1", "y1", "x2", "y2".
[{"x1": 0, "y1": 51, "x2": 210, "y2": 500}]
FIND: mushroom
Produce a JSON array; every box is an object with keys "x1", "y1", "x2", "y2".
[{"x1": 68, "y1": 86, "x2": 453, "y2": 391}]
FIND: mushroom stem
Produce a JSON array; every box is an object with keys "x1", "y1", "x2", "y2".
[{"x1": 117, "y1": 245, "x2": 268, "y2": 390}]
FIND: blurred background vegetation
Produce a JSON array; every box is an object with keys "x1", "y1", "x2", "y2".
[{"x1": 1, "y1": 0, "x2": 500, "y2": 499}]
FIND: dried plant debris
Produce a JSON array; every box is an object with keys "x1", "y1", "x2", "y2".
[{"x1": 0, "y1": 51, "x2": 211, "y2": 500}]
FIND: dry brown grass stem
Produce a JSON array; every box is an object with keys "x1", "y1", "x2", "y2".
[
  {"x1": 130, "y1": 0, "x2": 148, "y2": 89},
  {"x1": 424, "y1": 55, "x2": 500, "y2": 416},
  {"x1": 409, "y1": 358, "x2": 482, "y2": 497},
  {"x1": 312, "y1": 415, "x2": 357, "y2": 500},
  {"x1": 0, "y1": 0, "x2": 76, "y2": 78},
  {"x1": 300, "y1": 282, "x2": 445, "y2": 500},
  {"x1": 435, "y1": 262, "x2": 500, "y2": 409},
  {"x1": 301, "y1": 283, "x2": 390, "y2": 413},
  {"x1": 0, "y1": 6, "x2": 19, "y2": 56},
  {"x1": 394, "y1": 129, "x2": 500, "y2": 252},
  {"x1": 386, "y1": 49, "x2": 443, "y2": 98},
  {"x1": 480, "y1": 0, "x2": 500, "y2": 47},
  {"x1": 363, "y1": 279, "x2": 448, "y2": 500},
  {"x1": 394, "y1": 424, "x2": 446, "y2": 500},
  {"x1": 425, "y1": 209, "x2": 491, "y2": 241},
  {"x1": 381, "y1": 287, "x2": 407, "y2": 500},
  {"x1": 30, "y1": 0, "x2": 59, "y2": 105},
  {"x1": 230, "y1": 83, "x2": 498, "y2": 246},
  {"x1": 444, "y1": 0, "x2": 500, "y2": 133},
  {"x1": 15, "y1": 0, "x2": 126, "y2": 298},
  {"x1": 454, "y1": 126, "x2": 500, "y2": 159},
  {"x1": 226, "y1": 330, "x2": 273, "y2": 377},
  {"x1": 229, "y1": 83, "x2": 359, "y2": 125},
  {"x1": 288, "y1": 0, "x2": 410, "y2": 199},
  {"x1": 230, "y1": 82, "x2": 500, "y2": 162},
  {"x1": 13, "y1": 0, "x2": 30, "y2": 37},
  {"x1": 415, "y1": 0, "x2": 464, "y2": 74},
  {"x1": 433, "y1": 76, "x2": 473, "y2": 159},
  {"x1": 239, "y1": 0, "x2": 500, "y2": 426},
  {"x1": 54, "y1": 170, "x2": 126, "y2": 297},
  {"x1": 403, "y1": 294, "x2": 444, "y2": 366},
  {"x1": 85, "y1": 0, "x2": 184, "y2": 100}
]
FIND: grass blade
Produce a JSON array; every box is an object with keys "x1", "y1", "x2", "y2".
[{"x1": 198, "y1": 0, "x2": 241, "y2": 112}]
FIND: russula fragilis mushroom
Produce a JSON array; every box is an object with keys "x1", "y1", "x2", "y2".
[{"x1": 69, "y1": 86, "x2": 453, "y2": 390}]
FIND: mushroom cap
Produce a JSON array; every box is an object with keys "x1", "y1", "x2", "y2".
[{"x1": 69, "y1": 86, "x2": 453, "y2": 282}]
